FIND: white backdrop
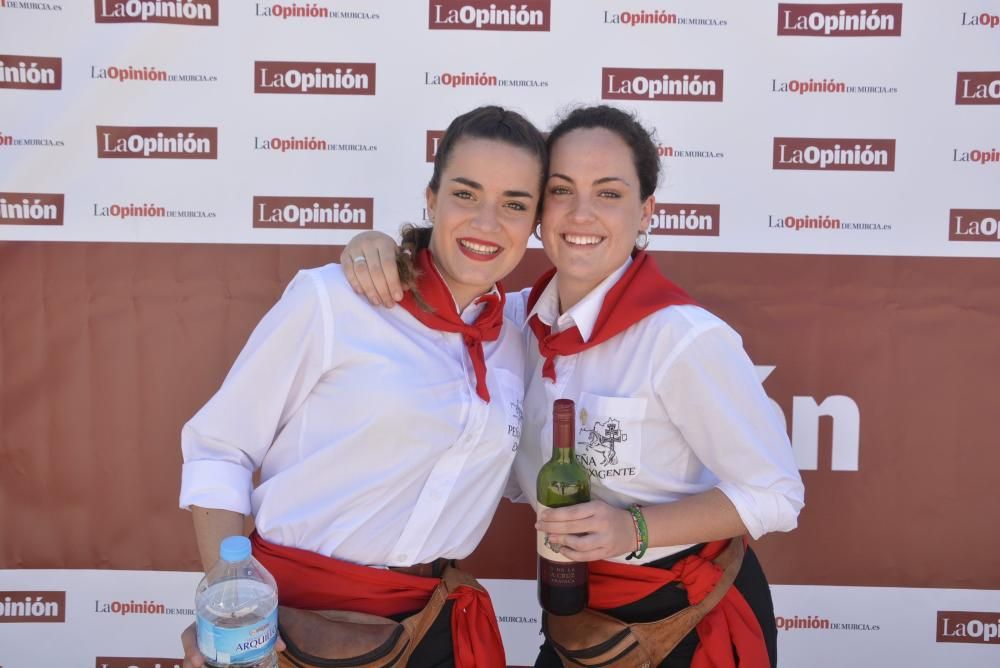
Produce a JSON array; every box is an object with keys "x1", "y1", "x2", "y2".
[{"x1": 2, "y1": 1, "x2": 998, "y2": 255}]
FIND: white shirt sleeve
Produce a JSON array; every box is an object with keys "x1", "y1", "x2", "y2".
[
  {"x1": 654, "y1": 322, "x2": 805, "y2": 539},
  {"x1": 179, "y1": 270, "x2": 333, "y2": 514},
  {"x1": 503, "y1": 467, "x2": 527, "y2": 504}
]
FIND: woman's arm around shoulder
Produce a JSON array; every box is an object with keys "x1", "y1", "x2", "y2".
[{"x1": 340, "y1": 231, "x2": 404, "y2": 307}]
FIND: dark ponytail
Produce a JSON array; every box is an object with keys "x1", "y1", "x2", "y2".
[{"x1": 395, "y1": 224, "x2": 433, "y2": 298}]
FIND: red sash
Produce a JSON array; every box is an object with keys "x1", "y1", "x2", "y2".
[
  {"x1": 250, "y1": 533, "x2": 506, "y2": 668},
  {"x1": 589, "y1": 540, "x2": 769, "y2": 668}
]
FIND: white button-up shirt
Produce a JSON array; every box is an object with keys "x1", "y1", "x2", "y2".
[
  {"x1": 508, "y1": 259, "x2": 804, "y2": 564},
  {"x1": 180, "y1": 263, "x2": 525, "y2": 568}
]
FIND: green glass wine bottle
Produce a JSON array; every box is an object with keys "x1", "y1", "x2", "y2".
[{"x1": 537, "y1": 398, "x2": 591, "y2": 616}]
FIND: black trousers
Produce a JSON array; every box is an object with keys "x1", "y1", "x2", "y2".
[
  {"x1": 388, "y1": 599, "x2": 456, "y2": 667},
  {"x1": 535, "y1": 545, "x2": 778, "y2": 668}
]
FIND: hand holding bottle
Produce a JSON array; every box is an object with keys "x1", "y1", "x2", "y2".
[
  {"x1": 181, "y1": 622, "x2": 286, "y2": 668},
  {"x1": 537, "y1": 399, "x2": 591, "y2": 615},
  {"x1": 193, "y1": 535, "x2": 280, "y2": 667},
  {"x1": 536, "y1": 500, "x2": 638, "y2": 562}
]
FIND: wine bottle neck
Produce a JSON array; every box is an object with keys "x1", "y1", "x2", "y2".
[
  {"x1": 553, "y1": 415, "x2": 574, "y2": 453},
  {"x1": 551, "y1": 445, "x2": 575, "y2": 463}
]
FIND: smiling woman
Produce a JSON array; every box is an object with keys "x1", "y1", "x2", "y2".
[
  {"x1": 424, "y1": 137, "x2": 540, "y2": 310},
  {"x1": 539, "y1": 126, "x2": 655, "y2": 311},
  {"x1": 178, "y1": 105, "x2": 547, "y2": 668}
]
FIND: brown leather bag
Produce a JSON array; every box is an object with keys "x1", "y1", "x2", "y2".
[
  {"x1": 543, "y1": 538, "x2": 745, "y2": 668},
  {"x1": 276, "y1": 565, "x2": 483, "y2": 668}
]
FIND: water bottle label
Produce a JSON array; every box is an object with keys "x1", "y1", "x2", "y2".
[{"x1": 197, "y1": 608, "x2": 278, "y2": 665}]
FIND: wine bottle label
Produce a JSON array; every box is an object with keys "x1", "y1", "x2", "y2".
[
  {"x1": 537, "y1": 530, "x2": 572, "y2": 562},
  {"x1": 537, "y1": 505, "x2": 571, "y2": 562},
  {"x1": 539, "y1": 557, "x2": 587, "y2": 587}
]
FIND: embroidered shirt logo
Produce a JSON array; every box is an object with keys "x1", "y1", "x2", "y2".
[
  {"x1": 576, "y1": 411, "x2": 638, "y2": 480},
  {"x1": 580, "y1": 419, "x2": 628, "y2": 466},
  {"x1": 508, "y1": 398, "x2": 523, "y2": 450}
]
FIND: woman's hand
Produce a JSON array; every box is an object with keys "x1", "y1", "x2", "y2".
[
  {"x1": 181, "y1": 620, "x2": 286, "y2": 668},
  {"x1": 181, "y1": 621, "x2": 205, "y2": 668},
  {"x1": 340, "y1": 231, "x2": 404, "y2": 307},
  {"x1": 535, "y1": 500, "x2": 638, "y2": 562}
]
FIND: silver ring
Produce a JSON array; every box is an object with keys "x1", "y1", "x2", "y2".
[{"x1": 352, "y1": 255, "x2": 367, "y2": 264}]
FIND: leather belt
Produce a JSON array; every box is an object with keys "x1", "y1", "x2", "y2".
[{"x1": 388, "y1": 558, "x2": 452, "y2": 578}]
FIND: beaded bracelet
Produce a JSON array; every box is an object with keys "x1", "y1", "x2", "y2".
[{"x1": 625, "y1": 504, "x2": 649, "y2": 560}]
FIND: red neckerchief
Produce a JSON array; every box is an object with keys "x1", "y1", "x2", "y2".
[
  {"x1": 251, "y1": 533, "x2": 506, "y2": 668},
  {"x1": 526, "y1": 252, "x2": 695, "y2": 382},
  {"x1": 397, "y1": 249, "x2": 505, "y2": 403},
  {"x1": 589, "y1": 539, "x2": 769, "y2": 668}
]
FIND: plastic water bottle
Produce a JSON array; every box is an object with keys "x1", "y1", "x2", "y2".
[{"x1": 195, "y1": 535, "x2": 279, "y2": 668}]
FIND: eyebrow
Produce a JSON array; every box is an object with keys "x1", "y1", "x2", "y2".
[
  {"x1": 548, "y1": 173, "x2": 632, "y2": 187},
  {"x1": 451, "y1": 176, "x2": 535, "y2": 199}
]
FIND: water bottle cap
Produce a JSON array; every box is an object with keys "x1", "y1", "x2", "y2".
[{"x1": 219, "y1": 535, "x2": 251, "y2": 562}]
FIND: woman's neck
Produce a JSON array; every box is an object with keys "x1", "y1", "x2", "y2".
[
  {"x1": 556, "y1": 278, "x2": 599, "y2": 315},
  {"x1": 431, "y1": 263, "x2": 491, "y2": 313}
]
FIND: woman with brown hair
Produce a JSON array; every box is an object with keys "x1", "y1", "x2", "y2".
[{"x1": 179, "y1": 105, "x2": 547, "y2": 668}]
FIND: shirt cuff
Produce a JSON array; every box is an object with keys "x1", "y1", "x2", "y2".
[
  {"x1": 179, "y1": 460, "x2": 254, "y2": 515},
  {"x1": 715, "y1": 480, "x2": 799, "y2": 540}
]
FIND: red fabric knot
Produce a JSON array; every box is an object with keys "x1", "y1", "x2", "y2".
[
  {"x1": 674, "y1": 554, "x2": 723, "y2": 604},
  {"x1": 447, "y1": 585, "x2": 505, "y2": 667}
]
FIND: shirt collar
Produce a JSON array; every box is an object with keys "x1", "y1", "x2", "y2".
[
  {"x1": 525, "y1": 257, "x2": 632, "y2": 342},
  {"x1": 429, "y1": 255, "x2": 500, "y2": 325},
  {"x1": 460, "y1": 284, "x2": 501, "y2": 325}
]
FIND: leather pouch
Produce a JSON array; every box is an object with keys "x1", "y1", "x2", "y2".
[
  {"x1": 544, "y1": 538, "x2": 744, "y2": 668},
  {"x1": 277, "y1": 565, "x2": 480, "y2": 668}
]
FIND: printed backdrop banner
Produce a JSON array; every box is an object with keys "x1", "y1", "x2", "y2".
[{"x1": 1, "y1": 1, "x2": 999, "y2": 667}]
